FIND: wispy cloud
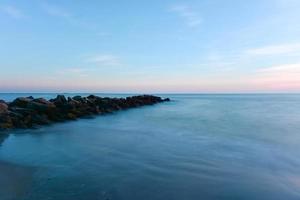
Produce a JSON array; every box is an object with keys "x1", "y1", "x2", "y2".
[
  {"x1": 58, "y1": 67, "x2": 90, "y2": 78},
  {"x1": 252, "y1": 63, "x2": 300, "y2": 90},
  {"x1": 170, "y1": 5, "x2": 202, "y2": 27},
  {"x1": 0, "y1": 5, "x2": 25, "y2": 19},
  {"x1": 258, "y1": 63, "x2": 300, "y2": 73},
  {"x1": 41, "y1": 2, "x2": 97, "y2": 30},
  {"x1": 202, "y1": 42, "x2": 300, "y2": 72},
  {"x1": 42, "y1": 2, "x2": 71, "y2": 19},
  {"x1": 245, "y1": 43, "x2": 300, "y2": 56},
  {"x1": 86, "y1": 54, "x2": 121, "y2": 66}
]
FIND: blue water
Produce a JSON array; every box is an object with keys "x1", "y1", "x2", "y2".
[{"x1": 1, "y1": 94, "x2": 300, "y2": 200}]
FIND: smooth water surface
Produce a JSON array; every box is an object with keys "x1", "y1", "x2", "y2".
[{"x1": 1, "y1": 94, "x2": 300, "y2": 200}]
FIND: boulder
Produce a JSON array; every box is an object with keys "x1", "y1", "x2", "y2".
[
  {"x1": 27, "y1": 101, "x2": 55, "y2": 113},
  {"x1": 27, "y1": 96, "x2": 34, "y2": 100},
  {"x1": 72, "y1": 96, "x2": 87, "y2": 104},
  {"x1": 0, "y1": 112, "x2": 13, "y2": 130},
  {"x1": 51, "y1": 95, "x2": 67, "y2": 106},
  {"x1": 0, "y1": 102, "x2": 8, "y2": 114},
  {"x1": 66, "y1": 113, "x2": 77, "y2": 120},
  {"x1": 10, "y1": 97, "x2": 32, "y2": 108},
  {"x1": 87, "y1": 95, "x2": 96, "y2": 99},
  {"x1": 72, "y1": 96, "x2": 82, "y2": 101},
  {"x1": 33, "y1": 98, "x2": 54, "y2": 106},
  {"x1": 68, "y1": 98, "x2": 80, "y2": 107},
  {"x1": 31, "y1": 114, "x2": 50, "y2": 125}
]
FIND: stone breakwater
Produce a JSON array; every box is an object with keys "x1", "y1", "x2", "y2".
[{"x1": 0, "y1": 95, "x2": 170, "y2": 130}]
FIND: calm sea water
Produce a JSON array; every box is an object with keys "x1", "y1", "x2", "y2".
[{"x1": 1, "y1": 94, "x2": 300, "y2": 200}]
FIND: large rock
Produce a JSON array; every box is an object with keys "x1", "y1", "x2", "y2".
[
  {"x1": 0, "y1": 114, "x2": 13, "y2": 129},
  {"x1": 10, "y1": 97, "x2": 32, "y2": 108},
  {"x1": 33, "y1": 98, "x2": 54, "y2": 105},
  {"x1": 27, "y1": 101, "x2": 55, "y2": 113},
  {"x1": 72, "y1": 96, "x2": 82, "y2": 102},
  {"x1": 51, "y1": 95, "x2": 67, "y2": 106},
  {"x1": 31, "y1": 114, "x2": 50, "y2": 125},
  {"x1": 0, "y1": 102, "x2": 8, "y2": 114}
]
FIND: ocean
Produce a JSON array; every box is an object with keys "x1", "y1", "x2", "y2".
[{"x1": 0, "y1": 94, "x2": 300, "y2": 200}]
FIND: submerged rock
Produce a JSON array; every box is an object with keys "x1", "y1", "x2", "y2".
[{"x1": 0, "y1": 94, "x2": 170, "y2": 130}]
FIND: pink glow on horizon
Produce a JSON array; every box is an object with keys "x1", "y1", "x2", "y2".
[{"x1": 1, "y1": 63, "x2": 300, "y2": 93}]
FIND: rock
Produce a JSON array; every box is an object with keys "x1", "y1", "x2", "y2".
[
  {"x1": 10, "y1": 97, "x2": 32, "y2": 108},
  {"x1": 72, "y1": 96, "x2": 82, "y2": 101},
  {"x1": 33, "y1": 98, "x2": 54, "y2": 106},
  {"x1": 57, "y1": 95, "x2": 67, "y2": 102},
  {"x1": 27, "y1": 96, "x2": 34, "y2": 100},
  {"x1": 0, "y1": 122, "x2": 13, "y2": 129},
  {"x1": 68, "y1": 99, "x2": 80, "y2": 107},
  {"x1": 66, "y1": 113, "x2": 77, "y2": 120},
  {"x1": 51, "y1": 95, "x2": 67, "y2": 106},
  {"x1": 72, "y1": 96, "x2": 88, "y2": 104},
  {"x1": 10, "y1": 107, "x2": 36, "y2": 115},
  {"x1": 27, "y1": 101, "x2": 55, "y2": 113},
  {"x1": 87, "y1": 95, "x2": 96, "y2": 99},
  {"x1": 0, "y1": 102, "x2": 8, "y2": 114},
  {"x1": 8, "y1": 109, "x2": 32, "y2": 128},
  {"x1": 0, "y1": 113, "x2": 13, "y2": 129},
  {"x1": 31, "y1": 114, "x2": 50, "y2": 125},
  {"x1": 0, "y1": 94, "x2": 170, "y2": 130}
]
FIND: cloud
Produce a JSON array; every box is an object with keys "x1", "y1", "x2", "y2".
[
  {"x1": 252, "y1": 63, "x2": 300, "y2": 90},
  {"x1": 170, "y1": 5, "x2": 202, "y2": 27},
  {"x1": 257, "y1": 63, "x2": 300, "y2": 74},
  {"x1": 41, "y1": 2, "x2": 97, "y2": 29},
  {"x1": 57, "y1": 67, "x2": 90, "y2": 78},
  {"x1": 86, "y1": 54, "x2": 121, "y2": 66},
  {"x1": 245, "y1": 43, "x2": 300, "y2": 56},
  {"x1": 42, "y1": 2, "x2": 71, "y2": 19},
  {"x1": 0, "y1": 5, "x2": 25, "y2": 19}
]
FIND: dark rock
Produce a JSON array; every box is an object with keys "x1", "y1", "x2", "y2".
[
  {"x1": 66, "y1": 113, "x2": 77, "y2": 120},
  {"x1": 0, "y1": 113, "x2": 13, "y2": 129},
  {"x1": 51, "y1": 95, "x2": 67, "y2": 107},
  {"x1": 27, "y1": 96, "x2": 34, "y2": 100},
  {"x1": 73, "y1": 96, "x2": 82, "y2": 101},
  {"x1": 27, "y1": 101, "x2": 55, "y2": 113},
  {"x1": 10, "y1": 107, "x2": 36, "y2": 115},
  {"x1": 0, "y1": 94, "x2": 169, "y2": 130},
  {"x1": 33, "y1": 98, "x2": 53, "y2": 105},
  {"x1": 0, "y1": 102, "x2": 8, "y2": 114},
  {"x1": 68, "y1": 99, "x2": 80, "y2": 107},
  {"x1": 31, "y1": 114, "x2": 50, "y2": 125},
  {"x1": 87, "y1": 95, "x2": 96, "y2": 99},
  {"x1": 10, "y1": 97, "x2": 32, "y2": 108}
]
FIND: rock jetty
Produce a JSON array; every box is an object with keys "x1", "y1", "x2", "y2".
[{"x1": 0, "y1": 95, "x2": 170, "y2": 130}]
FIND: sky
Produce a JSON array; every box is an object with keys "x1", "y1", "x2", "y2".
[{"x1": 0, "y1": 0, "x2": 300, "y2": 93}]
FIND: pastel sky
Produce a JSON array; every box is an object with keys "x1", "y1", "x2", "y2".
[{"x1": 1, "y1": 0, "x2": 300, "y2": 93}]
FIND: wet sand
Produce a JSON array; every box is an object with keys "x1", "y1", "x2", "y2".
[{"x1": 0, "y1": 161, "x2": 34, "y2": 200}]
